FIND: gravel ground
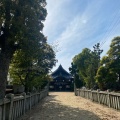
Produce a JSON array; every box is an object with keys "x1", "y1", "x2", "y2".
[{"x1": 18, "y1": 92, "x2": 120, "y2": 120}]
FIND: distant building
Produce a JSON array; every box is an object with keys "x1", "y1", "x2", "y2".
[{"x1": 49, "y1": 65, "x2": 74, "y2": 91}]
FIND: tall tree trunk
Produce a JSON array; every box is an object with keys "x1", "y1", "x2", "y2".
[{"x1": 0, "y1": 53, "x2": 10, "y2": 99}]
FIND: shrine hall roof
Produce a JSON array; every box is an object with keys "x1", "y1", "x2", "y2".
[{"x1": 51, "y1": 65, "x2": 72, "y2": 79}]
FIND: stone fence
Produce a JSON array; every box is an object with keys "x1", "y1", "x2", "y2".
[
  {"x1": 76, "y1": 89, "x2": 120, "y2": 110},
  {"x1": 0, "y1": 88, "x2": 48, "y2": 120}
]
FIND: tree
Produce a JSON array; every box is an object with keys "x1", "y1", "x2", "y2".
[
  {"x1": 69, "y1": 63, "x2": 83, "y2": 89},
  {"x1": 0, "y1": 0, "x2": 47, "y2": 99},
  {"x1": 72, "y1": 45, "x2": 103, "y2": 89},
  {"x1": 107, "y1": 36, "x2": 120, "y2": 79},
  {"x1": 73, "y1": 48, "x2": 94, "y2": 88},
  {"x1": 92, "y1": 43, "x2": 103, "y2": 71},
  {"x1": 95, "y1": 65, "x2": 108, "y2": 90},
  {"x1": 9, "y1": 44, "x2": 56, "y2": 92},
  {"x1": 96, "y1": 37, "x2": 120, "y2": 90}
]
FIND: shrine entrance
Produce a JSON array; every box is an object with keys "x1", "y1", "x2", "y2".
[{"x1": 49, "y1": 65, "x2": 74, "y2": 91}]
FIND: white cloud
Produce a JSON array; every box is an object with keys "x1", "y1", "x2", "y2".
[
  {"x1": 43, "y1": 0, "x2": 71, "y2": 43},
  {"x1": 52, "y1": 53, "x2": 73, "y2": 72},
  {"x1": 82, "y1": 20, "x2": 87, "y2": 24},
  {"x1": 44, "y1": 0, "x2": 120, "y2": 71}
]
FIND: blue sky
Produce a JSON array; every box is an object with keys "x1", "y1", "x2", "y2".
[{"x1": 43, "y1": 0, "x2": 120, "y2": 72}]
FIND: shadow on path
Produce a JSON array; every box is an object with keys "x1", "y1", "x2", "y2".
[{"x1": 19, "y1": 94, "x2": 100, "y2": 120}]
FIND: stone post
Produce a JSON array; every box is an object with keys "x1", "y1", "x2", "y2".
[
  {"x1": 107, "y1": 89, "x2": 111, "y2": 108},
  {"x1": 29, "y1": 93, "x2": 31, "y2": 110},
  {"x1": 97, "y1": 89, "x2": 100, "y2": 104},
  {"x1": 21, "y1": 92, "x2": 26, "y2": 115},
  {"x1": 74, "y1": 83, "x2": 77, "y2": 96},
  {"x1": 0, "y1": 104, "x2": 2, "y2": 120},
  {"x1": 6, "y1": 94, "x2": 14, "y2": 120},
  {"x1": 38, "y1": 93, "x2": 40, "y2": 102},
  {"x1": 0, "y1": 98, "x2": 6, "y2": 120},
  {"x1": 2, "y1": 98, "x2": 6, "y2": 120},
  {"x1": 91, "y1": 90, "x2": 93, "y2": 101},
  {"x1": 47, "y1": 82, "x2": 49, "y2": 96},
  {"x1": 78, "y1": 89, "x2": 80, "y2": 96},
  {"x1": 27, "y1": 92, "x2": 31, "y2": 110}
]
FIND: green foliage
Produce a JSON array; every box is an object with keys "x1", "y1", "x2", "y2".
[
  {"x1": 0, "y1": 0, "x2": 47, "y2": 53},
  {"x1": 0, "y1": 0, "x2": 48, "y2": 98},
  {"x1": 95, "y1": 66, "x2": 108, "y2": 90},
  {"x1": 72, "y1": 43, "x2": 103, "y2": 89},
  {"x1": 96, "y1": 37, "x2": 120, "y2": 90},
  {"x1": 71, "y1": 37, "x2": 120, "y2": 91},
  {"x1": 9, "y1": 43, "x2": 56, "y2": 92},
  {"x1": 69, "y1": 63, "x2": 78, "y2": 75},
  {"x1": 69, "y1": 63, "x2": 83, "y2": 88},
  {"x1": 73, "y1": 48, "x2": 94, "y2": 88},
  {"x1": 74, "y1": 74, "x2": 83, "y2": 88}
]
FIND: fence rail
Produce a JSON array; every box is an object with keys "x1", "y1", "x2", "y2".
[
  {"x1": 76, "y1": 89, "x2": 120, "y2": 110},
  {"x1": 0, "y1": 88, "x2": 48, "y2": 120}
]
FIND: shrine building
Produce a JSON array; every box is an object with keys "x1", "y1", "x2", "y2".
[{"x1": 49, "y1": 65, "x2": 74, "y2": 91}]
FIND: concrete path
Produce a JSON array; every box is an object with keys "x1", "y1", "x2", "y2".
[{"x1": 19, "y1": 92, "x2": 120, "y2": 120}]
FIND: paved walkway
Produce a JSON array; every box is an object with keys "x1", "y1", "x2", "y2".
[{"x1": 19, "y1": 92, "x2": 120, "y2": 120}]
